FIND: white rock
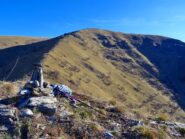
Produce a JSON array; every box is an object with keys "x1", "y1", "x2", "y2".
[
  {"x1": 0, "y1": 104, "x2": 16, "y2": 118},
  {"x1": 175, "y1": 122, "x2": 185, "y2": 128},
  {"x1": 19, "y1": 89, "x2": 31, "y2": 95},
  {"x1": 0, "y1": 104, "x2": 16, "y2": 126},
  {"x1": 150, "y1": 120, "x2": 157, "y2": 125},
  {"x1": 0, "y1": 125, "x2": 8, "y2": 131},
  {"x1": 27, "y1": 96, "x2": 57, "y2": 107},
  {"x1": 20, "y1": 108, "x2": 33, "y2": 117}
]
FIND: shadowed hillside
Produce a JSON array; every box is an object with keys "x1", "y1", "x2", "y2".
[
  {"x1": 0, "y1": 37, "x2": 60, "y2": 80},
  {"x1": 0, "y1": 29, "x2": 185, "y2": 121}
]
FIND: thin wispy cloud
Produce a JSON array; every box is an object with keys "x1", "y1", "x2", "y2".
[
  {"x1": 90, "y1": 16, "x2": 185, "y2": 41},
  {"x1": 91, "y1": 15, "x2": 185, "y2": 28}
]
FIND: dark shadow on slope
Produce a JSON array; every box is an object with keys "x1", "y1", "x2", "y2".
[
  {"x1": 95, "y1": 32, "x2": 185, "y2": 109},
  {"x1": 96, "y1": 33, "x2": 159, "y2": 77},
  {"x1": 0, "y1": 35, "x2": 65, "y2": 81},
  {"x1": 130, "y1": 36, "x2": 185, "y2": 109}
]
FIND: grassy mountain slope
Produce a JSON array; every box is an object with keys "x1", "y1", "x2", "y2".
[
  {"x1": 0, "y1": 36, "x2": 46, "y2": 49},
  {"x1": 0, "y1": 29, "x2": 185, "y2": 120}
]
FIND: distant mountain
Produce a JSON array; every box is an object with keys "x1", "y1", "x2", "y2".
[
  {"x1": 0, "y1": 36, "x2": 46, "y2": 49},
  {"x1": 0, "y1": 29, "x2": 185, "y2": 120}
]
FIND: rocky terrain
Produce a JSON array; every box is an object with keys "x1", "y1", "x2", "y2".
[
  {"x1": 0, "y1": 29, "x2": 185, "y2": 120},
  {"x1": 0, "y1": 81, "x2": 184, "y2": 139}
]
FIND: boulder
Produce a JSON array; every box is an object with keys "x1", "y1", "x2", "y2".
[
  {"x1": 0, "y1": 104, "x2": 17, "y2": 129},
  {"x1": 0, "y1": 125, "x2": 8, "y2": 132},
  {"x1": 0, "y1": 104, "x2": 16, "y2": 119},
  {"x1": 27, "y1": 96, "x2": 57, "y2": 107},
  {"x1": 20, "y1": 108, "x2": 33, "y2": 117},
  {"x1": 39, "y1": 103, "x2": 57, "y2": 116},
  {"x1": 175, "y1": 122, "x2": 185, "y2": 128}
]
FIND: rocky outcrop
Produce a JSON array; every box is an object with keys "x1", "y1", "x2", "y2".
[
  {"x1": 38, "y1": 103, "x2": 57, "y2": 116},
  {"x1": 0, "y1": 104, "x2": 17, "y2": 130},
  {"x1": 27, "y1": 96, "x2": 57, "y2": 107}
]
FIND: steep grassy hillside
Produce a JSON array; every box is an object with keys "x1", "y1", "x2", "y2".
[
  {"x1": 0, "y1": 36, "x2": 46, "y2": 49},
  {"x1": 0, "y1": 29, "x2": 185, "y2": 121}
]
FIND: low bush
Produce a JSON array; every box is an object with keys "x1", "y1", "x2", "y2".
[
  {"x1": 109, "y1": 99, "x2": 117, "y2": 105},
  {"x1": 155, "y1": 114, "x2": 168, "y2": 122},
  {"x1": 158, "y1": 128, "x2": 166, "y2": 139},
  {"x1": 179, "y1": 128, "x2": 185, "y2": 136},
  {"x1": 20, "y1": 121, "x2": 30, "y2": 139},
  {"x1": 136, "y1": 126, "x2": 157, "y2": 139},
  {"x1": 2, "y1": 134, "x2": 11, "y2": 139},
  {"x1": 79, "y1": 111, "x2": 89, "y2": 119},
  {"x1": 89, "y1": 123, "x2": 99, "y2": 131}
]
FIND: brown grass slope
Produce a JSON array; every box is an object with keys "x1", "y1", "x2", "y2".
[
  {"x1": 0, "y1": 29, "x2": 185, "y2": 121},
  {"x1": 0, "y1": 36, "x2": 46, "y2": 49}
]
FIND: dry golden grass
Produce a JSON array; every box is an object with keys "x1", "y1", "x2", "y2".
[
  {"x1": 0, "y1": 29, "x2": 184, "y2": 121},
  {"x1": 39, "y1": 29, "x2": 185, "y2": 120},
  {"x1": 155, "y1": 114, "x2": 168, "y2": 122},
  {"x1": 0, "y1": 36, "x2": 46, "y2": 48},
  {"x1": 135, "y1": 126, "x2": 158, "y2": 139},
  {"x1": 0, "y1": 81, "x2": 19, "y2": 97}
]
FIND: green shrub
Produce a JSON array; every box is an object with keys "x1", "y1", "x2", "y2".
[
  {"x1": 111, "y1": 131, "x2": 119, "y2": 136},
  {"x1": 89, "y1": 123, "x2": 99, "y2": 131},
  {"x1": 20, "y1": 122, "x2": 30, "y2": 139},
  {"x1": 179, "y1": 128, "x2": 185, "y2": 136},
  {"x1": 79, "y1": 111, "x2": 88, "y2": 119},
  {"x1": 3, "y1": 134, "x2": 11, "y2": 139},
  {"x1": 161, "y1": 125, "x2": 167, "y2": 131},
  {"x1": 158, "y1": 129, "x2": 166, "y2": 139},
  {"x1": 33, "y1": 107, "x2": 40, "y2": 113}
]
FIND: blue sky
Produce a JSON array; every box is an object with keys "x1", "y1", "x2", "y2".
[{"x1": 0, "y1": 0, "x2": 185, "y2": 41}]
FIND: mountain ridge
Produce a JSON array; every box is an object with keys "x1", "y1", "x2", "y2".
[
  {"x1": 0, "y1": 28, "x2": 185, "y2": 121},
  {"x1": 0, "y1": 36, "x2": 47, "y2": 49}
]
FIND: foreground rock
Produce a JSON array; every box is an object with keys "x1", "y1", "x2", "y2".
[
  {"x1": 0, "y1": 104, "x2": 17, "y2": 130},
  {"x1": 0, "y1": 91, "x2": 184, "y2": 138},
  {"x1": 20, "y1": 108, "x2": 33, "y2": 117},
  {"x1": 39, "y1": 103, "x2": 57, "y2": 116},
  {"x1": 27, "y1": 96, "x2": 57, "y2": 107}
]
